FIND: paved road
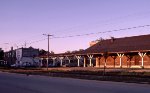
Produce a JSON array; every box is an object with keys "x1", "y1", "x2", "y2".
[{"x1": 0, "y1": 72, "x2": 150, "y2": 93}]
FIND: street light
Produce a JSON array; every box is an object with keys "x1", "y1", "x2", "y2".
[{"x1": 43, "y1": 34, "x2": 53, "y2": 71}]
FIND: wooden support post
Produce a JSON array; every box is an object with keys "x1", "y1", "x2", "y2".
[
  {"x1": 104, "y1": 58, "x2": 107, "y2": 68},
  {"x1": 46, "y1": 58, "x2": 49, "y2": 68},
  {"x1": 40, "y1": 58, "x2": 43, "y2": 67},
  {"x1": 87, "y1": 55, "x2": 93, "y2": 67},
  {"x1": 117, "y1": 53, "x2": 124, "y2": 68},
  {"x1": 84, "y1": 57, "x2": 87, "y2": 67},
  {"x1": 59, "y1": 57, "x2": 64, "y2": 66},
  {"x1": 138, "y1": 52, "x2": 146, "y2": 68},
  {"x1": 52, "y1": 57, "x2": 56, "y2": 65},
  {"x1": 75, "y1": 55, "x2": 81, "y2": 67},
  {"x1": 96, "y1": 57, "x2": 101, "y2": 67}
]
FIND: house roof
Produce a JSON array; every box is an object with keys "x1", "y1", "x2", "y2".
[{"x1": 83, "y1": 34, "x2": 150, "y2": 54}]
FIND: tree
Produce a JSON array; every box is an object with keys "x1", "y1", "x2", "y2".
[
  {"x1": 0, "y1": 49, "x2": 4, "y2": 60},
  {"x1": 79, "y1": 49, "x2": 84, "y2": 51},
  {"x1": 39, "y1": 49, "x2": 47, "y2": 56},
  {"x1": 96, "y1": 37, "x2": 104, "y2": 42},
  {"x1": 50, "y1": 51, "x2": 55, "y2": 54},
  {"x1": 65, "y1": 51, "x2": 71, "y2": 53},
  {"x1": 39, "y1": 49, "x2": 55, "y2": 56}
]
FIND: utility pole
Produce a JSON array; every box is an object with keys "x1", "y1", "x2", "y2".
[{"x1": 43, "y1": 34, "x2": 53, "y2": 71}]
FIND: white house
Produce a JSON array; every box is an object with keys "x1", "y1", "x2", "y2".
[{"x1": 16, "y1": 47, "x2": 40, "y2": 67}]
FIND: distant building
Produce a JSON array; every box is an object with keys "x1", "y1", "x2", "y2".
[
  {"x1": 16, "y1": 47, "x2": 39, "y2": 66},
  {"x1": 4, "y1": 47, "x2": 40, "y2": 67},
  {"x1": 4, "y1": 47, "x2": 16, "y2": 66}
]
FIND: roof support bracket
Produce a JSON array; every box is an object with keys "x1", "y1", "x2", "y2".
[
  {"x1": 59, "y1": 57, "x2": 64, "y2": 66},
  {"x1": 52, "y1": 57, "x2": 56, "y2": 65},
  {"x1": 65, "y1": 56, "x2": 71, "y2": 63},
  {"x1": 87, "y1": 54, "x2": 93, "y2": 67},
  {"x1": 117, "y1": 53, "x2": 124, "y2": 68},
  {"x1": 75, "y1": 55, "x2": 81, "y2": 67}
]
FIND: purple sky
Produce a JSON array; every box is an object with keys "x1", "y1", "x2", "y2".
[{"x1": 0, "y1": 0, "x2": 150, "y2": 53}]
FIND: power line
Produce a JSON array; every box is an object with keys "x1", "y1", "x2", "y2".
[
  {"x1": 52, "y1": 25, "x2": 150, "y2": 39},
  {"x1": 12, "y1": 24, "x2": 150, "y2": 47},
  {"x1": 28, "y1": 38, "x2": 47, "y2": 45},
  {"x1": 2, "y1": 11, "x2": 150, "y2": 49},
  {"x1": 16, "y1": 38, "x2": 47, "y2": 48}
]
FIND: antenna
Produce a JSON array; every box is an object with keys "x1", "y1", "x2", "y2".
[{"x1": 24, "y1": 41, "x2": 27, "y2": 48}]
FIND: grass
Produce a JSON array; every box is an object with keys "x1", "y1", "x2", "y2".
[{"x1": 1, "y1": 67, "x2": 150, "y2": 84}]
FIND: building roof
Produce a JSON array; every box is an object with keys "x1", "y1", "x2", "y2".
[
  {"x1": 40, "y1": 34, "x2": 150, "y2": 58},
  {"x1": 83, "y1": 34, "x2": 150, "y2": 54}
]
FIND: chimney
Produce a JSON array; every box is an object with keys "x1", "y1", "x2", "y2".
[
  {"x1": 110, "y1": 37, "x2": 115, "y2": 43},
  {"x1": 89, "y1": 40, "x2": 99, "y2": 47},
  {"x1": 11, "y1": 47, "x2": 13, "y2": 51}
]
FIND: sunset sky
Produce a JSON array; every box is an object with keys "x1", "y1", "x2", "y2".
[{"x1": 0, "y1": 0, "x2": 150, "y2": 53}]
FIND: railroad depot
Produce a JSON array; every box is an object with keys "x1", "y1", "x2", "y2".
[{"x1": 40, "y1": 34, "x2": 150, "y2": 68}]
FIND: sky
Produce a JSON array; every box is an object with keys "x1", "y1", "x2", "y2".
[{"x1": 0, "y1": 0, "x2": 150, "y2": 53}]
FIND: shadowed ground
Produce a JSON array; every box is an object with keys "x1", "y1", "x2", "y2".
[{"x1": 0, "y1": 71, "x2": 150, "y2": 93}]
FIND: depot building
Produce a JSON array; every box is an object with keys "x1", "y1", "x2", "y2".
[{"x1": 40, "y1": 34, "x2": 150, "y2": 68}]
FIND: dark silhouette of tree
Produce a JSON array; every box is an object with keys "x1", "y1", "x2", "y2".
[
  {"x1": 79, "y1": 49, "x2": 84, "y2": 51},
  {"x1": 39, "y1": 49, "x2": 55, "y2": 56},
  {"x1": 0, "y1": 48, "x2": 4, "y2": 60},
  {"x1": 50, "y1": 51, "x2": 55, "y2": 54},
  {"x1": 39, "y1": 49, "x2": 47, "y2": 56},
  {"x1": 65, "y1": 51, "x2": 71, "y2": 53}
]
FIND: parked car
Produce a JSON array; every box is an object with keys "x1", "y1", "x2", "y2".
[
  {"x1": 22, "y1": 62, "x2": 31, "y2": 67},
  {"x1": 10, "y1": 64, "x2": 20, "y2": 68}
]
